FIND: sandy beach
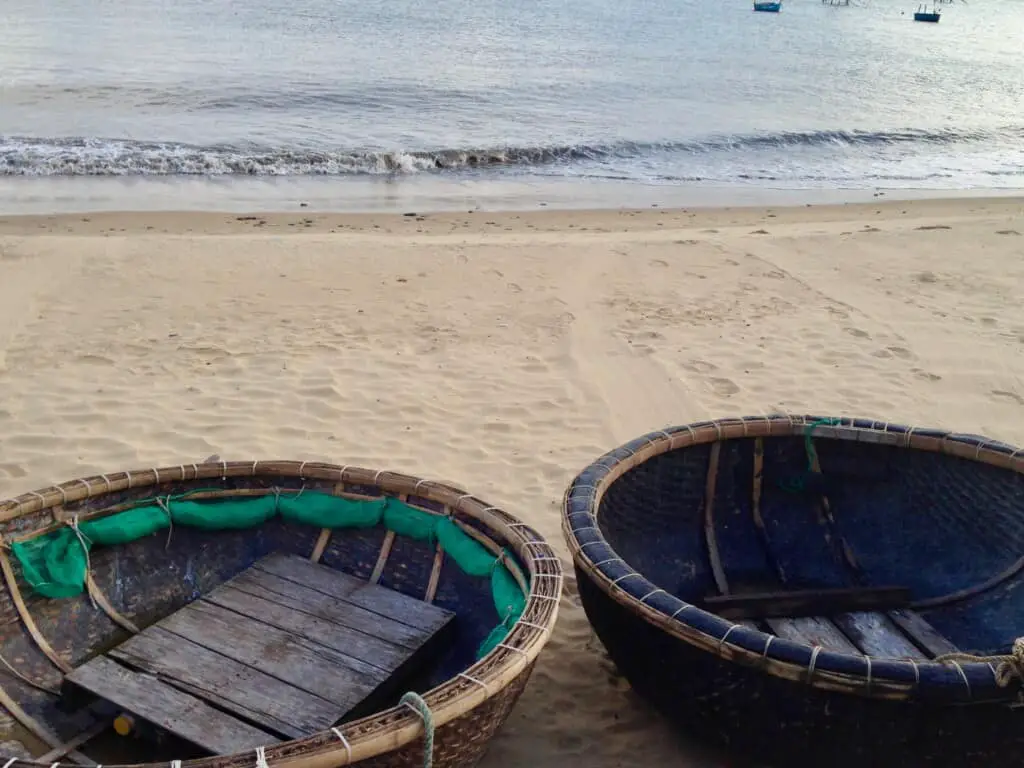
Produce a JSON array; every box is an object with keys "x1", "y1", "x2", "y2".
[{"x1": 1, "y1": 197, "x2": 1023, "y2": 767}]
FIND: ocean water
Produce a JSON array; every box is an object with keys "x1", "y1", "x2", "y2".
[{"x1": 2, "y1": 0, "x2": 1023, "y2": 210}]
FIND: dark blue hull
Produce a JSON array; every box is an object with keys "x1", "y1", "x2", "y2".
[{"x1": 564, "y1": 416, "x2": 1024, "y2": 767}]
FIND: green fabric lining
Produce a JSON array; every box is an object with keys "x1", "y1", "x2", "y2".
[{"x1": 10, "y1": 491, "x2": 528, "y2": 657}]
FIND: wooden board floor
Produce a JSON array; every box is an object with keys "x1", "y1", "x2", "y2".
[{"x1": 64, "y1": 553, "x2": 455, "y2": 755}]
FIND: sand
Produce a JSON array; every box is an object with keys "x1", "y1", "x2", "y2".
[{"x1": 0, "y1": 197, "x2": 1022, "y2": 767}]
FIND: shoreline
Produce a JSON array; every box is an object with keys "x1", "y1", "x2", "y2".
[
  {"x1": 1, "y1": 195, "x2": 1022, "y2": 237},
  {"x1": 2, "y1": 174, "x2": 1023, "y2": 218}
]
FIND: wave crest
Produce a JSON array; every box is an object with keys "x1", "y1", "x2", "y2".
[{"x1": 1, "y1": 126, "x2": 1020, "y2": 177}]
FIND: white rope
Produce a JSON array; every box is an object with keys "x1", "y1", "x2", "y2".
[
  {"x1": 671, "y1": 603, "x2": 694, "y2": 620},
  {"x1": 718, "y1": 624, "x2": 741, "y2": 654},
  {"x1": 254, "y1": 746, "x2": 269, "y2": 768},
  {"x1": 457, "y1": 671, "x2": 492, "y2": 695},
  {"x1": 516, "y1": 619, "x2": 548, "y2": 632},
  {"x1": 496, "y1": 642, "x2": 528, "y2": 658},
  {"x1": 3, "y1": 759, "x2": 18, "y2": 768},
  {"x1": 808, "y1": 646, "x2": 822, "y2": 681},
  {"x1": 331, "y1": 727, "x2": 353, "y2": 764}
]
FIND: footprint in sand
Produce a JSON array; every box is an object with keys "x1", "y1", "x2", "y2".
[
  {"x1": 681, "y1": 359, "x2": 718, "y2": 374},
  {"x1": 913, "y1": 369, "x2": 942, "y2": 382},
  {"x1": 887, "y1": 346, "x2": 914, "y2": 360},
  {"x1": 916, "y1": 225, "x2": 952, "y2": 231},
  {"x1": 649, "y1": 258, "x2": 669, "y2": 267},
  {"x1": 844, "y1": 327, "x2": 871, "y2": 339},
  {"x1": 991, "y1": 390, "x2": 1024, "y2": 405},
  {"x1": 996, "y1": 230, "x2": 1021, "y2": 236},
  {"x1": 707, "y1": 377, "x2": 741, "y2": 396}
]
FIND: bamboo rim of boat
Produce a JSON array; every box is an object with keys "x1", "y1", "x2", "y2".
[
  {"x1": 562, "y1": 414, "x2": 1024, "y2": 701},
  {"x1": 0, "y1": 460, "x2": 563, "y2": 768}
]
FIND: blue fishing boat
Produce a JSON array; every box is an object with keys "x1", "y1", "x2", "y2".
[
  {"x1": 754, "y1": 1, "x2": 782, "y2": 10},
  {"x1": 563, "y1": 415, "x2": 1024, "y2": 767},
  {"x1": 914, "y1": 3, "x2": 941, "y2": 20}
]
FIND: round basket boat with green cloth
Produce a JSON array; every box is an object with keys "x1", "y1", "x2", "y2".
[{"x1": 0, "y1": 460, "x2": 561, "y2": 768}]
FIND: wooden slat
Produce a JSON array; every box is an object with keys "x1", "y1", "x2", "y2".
[
  {"x1": 309, "y1": 528, "x2": 332, "y2": 563},
  {"x1": 703, "y1": 585, "x2": 910, "y2": 621},
  {"x1": 157, "y1": 598, "x2": 383, "y2": 710},
  {"x1": 85, "y1": 572, "x2": 140, "y2": 634},
  {"x1": 0, "y1": 548, "x2": 71, "y2": 673},
  {"x1": 889, "y1": 609, "x2": 960, "y2": 658},
  {"x1": 109, "y1": 626, "x2": 338, "y2": 739},
  {"x1": 703, "y1": 442, "x2": 729, "y2": 595},
  {"x1": 64, "y1": 656, "x2": 277, "y2": 755},
  {"x1": 36, "y1": 720, "x2": 108, "y2": 763},
  {"x1": 369, "y1": 530, "x2": 396, "y2": 584},
  {"x1": 205, "y1": 584, "x2": 409, "y2": 672},
  {"x1": 765, "y1": 616, "x2": 858, "y2": 653},
  {"x1": 254, "y1": 553, "x2": 446, "y2": 630},
  {"x1": 425, "y1": 545, "x2": 444, "y2": 604},
  {"x1": 833, "y1": 612, "x2": 927, "y2": 659},
  {"x1": 228, "y1": 568, "x2": 437, "y2": 650}
]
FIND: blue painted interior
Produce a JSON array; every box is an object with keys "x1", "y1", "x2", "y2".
[{"x1": 596, "y1": 434, "x2": 1024, "y2": 654}]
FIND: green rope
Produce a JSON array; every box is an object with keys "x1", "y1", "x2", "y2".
[
  {"x1": 778, "y1": 417, "x2": 843, "y2": 492},
  {"x1": 400, "y1": 691, "x2": 435, "y2": 768}
]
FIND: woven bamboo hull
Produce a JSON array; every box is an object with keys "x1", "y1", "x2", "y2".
[
  {"x1": 354, "y1": 665, "x2": 532, "y2": 768},
  {"x1": 563, "y1": 416, "x2": 1024, "y2": 768},
  {"x1": 0, "y1": 462, "x2": 561, "y2": 768},
  {"x1": 576, "y1": 566, "x2": 1023, "y2": 767}
]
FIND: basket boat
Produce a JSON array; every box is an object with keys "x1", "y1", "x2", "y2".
[
  {"x1": 0, "y1": 460, "x2": 561, "y2": 768},
  {"x1": 563, "y1": 415, "x2": 1024, "y2": 767}
]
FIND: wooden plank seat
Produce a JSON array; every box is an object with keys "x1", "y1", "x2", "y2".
[
  {"x1": 705, "y1": 586, "x2": 959, "y2": 660},
  {"x1": 63, "y1": 553, "x2": 455, "y2": 755}
]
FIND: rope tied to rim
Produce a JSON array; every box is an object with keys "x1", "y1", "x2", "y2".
[
  {"x1": 400, "y1": 691, "x2": 435, "y2": 768},
  {"x1": 936, "y1": 637, "x2": 1024, "y2": 688},
  {"x1": 777, "y1": 417, "x2": 842, "y2": 493}
]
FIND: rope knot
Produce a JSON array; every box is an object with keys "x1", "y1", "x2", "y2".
[
  {"x1": 935, "y1": 636, "x2": 1024, "y2": 688},
  {"x1": 996, "y1": 638, "x2": 1024, "y2": 687}
]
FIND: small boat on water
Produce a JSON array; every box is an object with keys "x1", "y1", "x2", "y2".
[
  {"x1": 754, "y1": 1, "x2": 782, "y2": 11},
  {"x1": 563, "y1": 415, "x2": 1024, "y2": 767},
  {"x1": 914, "y1": 4, "x2": 941, "y2": 20},
  {"x1": 0, "y1": 461, "x2": 561, "y2": 768}
]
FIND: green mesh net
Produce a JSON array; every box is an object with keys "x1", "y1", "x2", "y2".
[{"x1": 11, "y1": 491, "x2": 527, "y2": 656}]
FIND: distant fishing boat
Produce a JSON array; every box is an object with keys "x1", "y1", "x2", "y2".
[
  {"x1": 754, "y1": 1, "x2": 782, "y2": 11},
  {"x1": 914, "y1": 3, "x2": 941, "y2": 20}
]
